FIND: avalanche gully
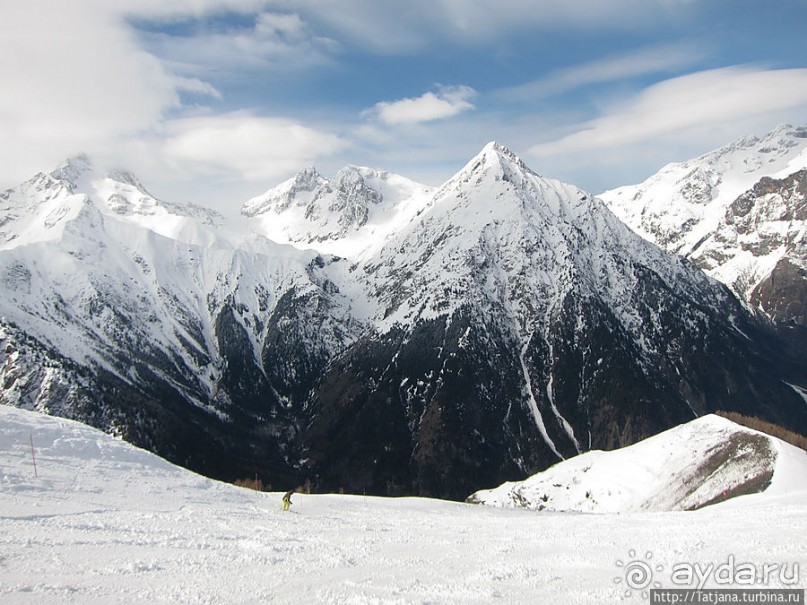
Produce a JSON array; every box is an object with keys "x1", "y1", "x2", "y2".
[{"x1": 1, "y1": 135, "x2": 806, "y2": 499}]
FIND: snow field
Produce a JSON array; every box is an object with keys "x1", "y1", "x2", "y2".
[{"x1": 1, "y1": 406, "x2": 805, "y2": 604}]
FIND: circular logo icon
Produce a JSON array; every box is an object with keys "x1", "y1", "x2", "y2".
[{"x1": 614, "y1": 549, "x2": 664, "y2": 599}]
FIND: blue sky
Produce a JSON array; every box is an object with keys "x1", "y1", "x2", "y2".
[{"x1": 3, "y1": 1, "x2": 807, "y2": 214}]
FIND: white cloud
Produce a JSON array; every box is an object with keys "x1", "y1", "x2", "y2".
[
  {"x1": 143, "y1": 10, "x2": 338, "y2": 77},
  {"x1": 117, "y1": 0, "x2": 272, "y2": 20},
  {"x1": 162, "y1": 113, "x2": 346, "y2": 181},
  {"x1": 367, "y1": 86, "x2": 476, "y2": 125},
  {"x1": 0, "y1": 7, "x2": 145, "y2": 172},
  {"x1": 436, "y1": 0, "x2": 690, "y2": 38},
  {"x1": 266, "y1": 0, "x2": 698, "y2": 52},
  {"x1": 0, "y1": 0, "x2": 340, "y2": 202},
  {"x1": 530, "y1": 67, "x2": 807, "y2": 157},
  {"x1": 497, "y1": 43, "x2": 703, "y2": 102},
  {"x1": 0, "y1": 0, "x2": 228, "y2": 186},
  {"x1": 254, "y1": 12, "x2": 307, "y2": 38}
]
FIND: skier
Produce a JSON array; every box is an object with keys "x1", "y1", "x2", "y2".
[{"x1": 282, "y1": 489, "x2": 294, "y2": 511}]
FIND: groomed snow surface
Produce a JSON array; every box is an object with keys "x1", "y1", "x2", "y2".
[{"x1": 1, "y1": 406, "x2": 805, "y2": 604}]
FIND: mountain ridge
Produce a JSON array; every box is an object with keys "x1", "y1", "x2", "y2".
[
  {"x1": 599, "y1": 124, "x2": 807, "y2": 303},
  {"x1": 1, "y1": 140, "x2": 806, "y2": 499}
]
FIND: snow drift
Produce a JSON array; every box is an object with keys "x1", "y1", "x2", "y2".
[{"x1": 467, "y1": 414, "x2": 807, "y2": 512}]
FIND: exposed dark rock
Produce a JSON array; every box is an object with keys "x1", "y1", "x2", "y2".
[{"x1": 751, "y1": 258, "x2": 807, "y2": 327}]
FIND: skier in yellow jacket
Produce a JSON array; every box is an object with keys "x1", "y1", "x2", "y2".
[{"x1": 282, "y1": 490, "x2": 294, "y2": 511}]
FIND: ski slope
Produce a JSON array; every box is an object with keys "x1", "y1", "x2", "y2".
[{"x1": 1, "y1": 406, "x2": 805, "y2": 604}]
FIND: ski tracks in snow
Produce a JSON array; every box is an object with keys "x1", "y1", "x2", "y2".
[{"x1": 1, "y1": 406, "x2": 805, "y2": 604}]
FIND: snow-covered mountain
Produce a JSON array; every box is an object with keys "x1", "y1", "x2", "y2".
[
  {"x1": 242, "y1": 164, "x2": 435, "y2": 258},
  {"x1": 4, "y1": 406, "x2": 804, "y2": 604},
  {"x1": 599, "y1": 125, "x2": 807, "y2": 256},
  {"x1": 0, "y1": 156, "x2": 361, "y2": 481},
  {"x1": 598, "y1": 125, "x2": 807, "y2": 323},
  {"x1": 295, "y1": 143, "x2": 806, "y2": 498},
  {"x1": 699, "y1": 169, "x2": 807, "y2": 327},
  {"x1": 1, "y1": 145, "x2": 806, "y2": 499},
  {"x1": 468, "y1": 414, "x2": 807, "y2": 512}
]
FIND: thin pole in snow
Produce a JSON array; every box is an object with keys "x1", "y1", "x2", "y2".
[{"x1": 30, "y1": 433, "x2": 38, "y2": 478}]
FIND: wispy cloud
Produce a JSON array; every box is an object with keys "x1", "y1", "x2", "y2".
[
  {"x1": 268, "y1": 0, "x2": 699, "y2": 53},
  {"x1": 141, "y1": 11, "x2": 339, "y2": 78},
  {"x1": 497, "y1": 43, "x2": 704, "y2": 102},
  {"x1": 530, "y1": 67, "x2": 807, "y2": 156},
  {"x1": 366, "y1": 86, "x2": 477, "y2": 125},
  {"x1": 431, "y1": 0, "x2": 695, "y2": 41}
]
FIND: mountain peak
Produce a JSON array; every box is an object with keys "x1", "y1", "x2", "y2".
[
  {"x1": 330, "y1": 165, "x2": 383, "y2": 206},
  {"x1": 436, "y1": 141, "x2": 548, "y2": 204},
  {"x1": 766, "y1": 123, "x2": 807, "y2": 141},
  {"x1": 291, "y1": 165, "x2": 325, "y2": 193},
  {"x1": 713, "y1": 123, "x2": 807, "y2": 162},
  {"x1": 241, "y1": 166, "x2": 326, "y2": 217},
  {"x1": 599, "y1": 122, "x2": 807, "y2": 317},
  {"x1": 51, "y1": 154, "x2": 94, "y2": 188},
  {"x1": 451, "y1": 141, "x2": 532, "y2": 183},
  {"x1": 479, "y1": 141, "x2": 525, "y2": 166},
  {"x1": 481, "y1": 140, "x2": 508, "y2": 153}
]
